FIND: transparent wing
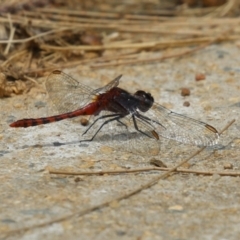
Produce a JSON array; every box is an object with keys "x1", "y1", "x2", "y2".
[
  {"x1": 45, "y1": 70, "x2": 95, "y2": 114},
  {"x1": 80, "y1": 111, "x2": 160, "y2": 156},
  {"x1": 46, "y1": 71, "x2": 122, "y2": 114},
  {"x1": 138, "y1": 103, "x2": 219, "y2": 146},
  {"x1": 92, "y1": 75, "x2": 121, "y2": 95}
]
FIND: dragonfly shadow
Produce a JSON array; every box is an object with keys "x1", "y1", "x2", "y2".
[
  {"x1": 90, "y1": 131, "x2": 147, "y2": 143},
  {"x1": 29, "y1": 131, "x2": 159, "y2": 156},
  {"x1": 6, "y1": 132, "x2": 224, "y2": 159},
  {"x1": 20, "y1": 131, "x2": 143, "y2": 149},
  {"x1": 0, "y1": 150, "x2": 11, "y2": 157},
  {"x1": 19, "y1": 140, "x2": 90, "y2": 150}
]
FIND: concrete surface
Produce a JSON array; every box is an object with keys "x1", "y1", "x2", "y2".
[{"x1": 1, "y1": 43, "x2": 240, "y2": 240}]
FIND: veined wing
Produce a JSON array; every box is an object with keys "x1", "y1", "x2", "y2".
[
  {"x1": 139, "y1": 103, "x2": 219, "y2": 146},
  {"x1": 46, "y1": 70, "x2": 96, "y2": 114},
  {"x1": 92, "y1": 75, "x2": 122, "y2": 95},
  {"x1": 46, "y1": 71, "x2": 122, "y2": 115}
]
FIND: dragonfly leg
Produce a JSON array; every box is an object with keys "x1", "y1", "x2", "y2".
[
  {"x1": 116, "y1": 119, "x2": 128, "y2": 129},
  {"x1": 136, "y1": 112, "x2": 166, "y2": 130},
  {"x1": 80, "y1": 115, "x2": 124, "y2": 142},
  {"x1": 82, "y1": 113, "x2": 123, "y2": 136},
  {"x1": 131, "y1": 114, "x2": 157, "y2": 139}
]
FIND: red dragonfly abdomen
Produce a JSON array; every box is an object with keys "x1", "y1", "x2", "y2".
[{"x1": 10, "y1": 102, "x2": 100, "y2": 128}]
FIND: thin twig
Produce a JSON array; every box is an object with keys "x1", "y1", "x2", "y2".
[
  {"x1": 1, "y1": 49, "x2": 27, "y2": 67},
  {"x1": 0, "y1": 14, "x2": 239, "y2": 38},
  {"x1": 91, "y1": 30, "x2": 234, "y2": 68},
  {"x1": 22, "y1": 11, "x2": 209, "y2": 36},
  {"x1": 38, "y1": 7, "x2": 120, "y2": 19},
  {"x1": 204, "y1": 0, "x2": 237, "y2": 17},
  {"x1": 22, "y1": 51, "x2": 139, "y2": 75},
  {"x1": 4, "y1": 14, "x2": 15, "y2": 55},
  {"x1": 0, "y1": 27, "x2": 71, "y2": 44},
  {"x1": 40, "y1": 35, "x2": 238, "y2": 53},
  {"x1": 23, "y1": 75, "x2": 40, "y2": 86},
  {"x1": 49, "y1": 166, "x2": 240, "y2": 177},
  {"x1": 3, "y1": 119, "x2": 235, "y2": 238}
]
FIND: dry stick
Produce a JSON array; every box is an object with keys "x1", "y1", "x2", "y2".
[
  {"x1": 4, "y1": 14, "x2": 15, "y2": 55},
  {"x1": 34, "y1": 8, "x2": 240, "y2": 25},
  {"x1": 40, "y1": 34, "x2": 239, "y2": 52},
  {"x1": 23, "y1": 34, "x2": 234, "y2": 74},
  {"x1": 91, "y1": 46, "x2": 204, "y2": 68},
  {"x1": 22, "y1": 51, "x2": 138, "y2": 75},
  {"x1": 24, "y1": 75, "x2": 42, "y2": 86},
  {"x1": 0, "y1": 16, "x2": 234, "y2": 40},
  {"x1": 3, "y1": 119, "x2": 235, "y2": 237},
  {"x1": 219, "y1": 0, "x2": 237, "y2": 17},
  {"x1": 1, "y1": 14, "x2": 240, "y2": 30},
  {"x1": 0, "y1": 27, "x2": 71, "y2": 44},
  {"x1": 0, "y1": 15, "x2": 142, "y2": 31},
  {"x1": 90, "y1": 32, "x2": 232, "y2": 68},
  {"x1": 205, "y1": 0, "x2": 237, "y2": 17},
  {"x1": 123, "y1": 13, "x2": 176, "y2": 21},
  {"x1": 0, "y1": 13, "x2": 240, "y2": 28},
  {"x1": 22, "y1": 11, "x2": 208, "y2": 36},
  {"x1": 1, "y1": 49, "x2": 27, "y2": 67},
  {"x1": 49, "y1": 166, "x2": 240, "y2": 177},
  {"x1": 0, "y1": 16, "x2": 238, "y2": 44},
  {"x1": 24, "y1": 10, "x2": 153, "y2": 28},
  {"x1": 2, "y1": 13, "x2": 240, "y2": 29},
  {"x1": 38, "y1": 7, "x2": 120, "y2": 18},
  {"x1": 38, "y1": 7, "x2": 175, "y2": 20}
]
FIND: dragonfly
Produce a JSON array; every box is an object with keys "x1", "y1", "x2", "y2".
[{"x1": 10, "y1": 70, "x2": 219, "y2": 155}]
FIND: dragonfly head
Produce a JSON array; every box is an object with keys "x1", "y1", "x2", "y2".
[{"x1": 134, "y1": 90, "x2": 154, "y2": 112}]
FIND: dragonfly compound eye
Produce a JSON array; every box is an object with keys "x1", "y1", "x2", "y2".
[{"x1": 134, "y1": 90, "x2": 154, "y2": 112}]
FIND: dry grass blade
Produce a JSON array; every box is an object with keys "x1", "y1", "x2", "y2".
[
  {"x1": 3, "y1": 13, "x2": 15, "y2": 55},
  {"x1": 0, "y1": 1, "x2": 239, "y2": 79},
  {"x1": 49, "y1": 166, "x2": 240, "y2": 177},
  {"x1": 91, "y1": 29, "x2": 233, "y2": 68},
  {"x1": 204, "y1": 0, "x2": 239, "y2": 17}
]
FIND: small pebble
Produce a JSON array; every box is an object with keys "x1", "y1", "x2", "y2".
[
  {"x1": 195, "y1": 73, "x2": 206, "y2": 81},
  {"x1": 183, "y1": 101, "x2": 190, "y2": 107},
  {"x1": 181, "y1": 88, "x2": 190, "y2": 96},
  {"x1": 13, "y1": 103, "x2": 23, "y2": 108},
  {"x1": 223, "y1": 163, "x2": 233, "y2": 170},
  {"x1": 168, "y1": 205, "x2": 183, "y2": 211},
  {"x1": 149, "y1": 158, "x2": 167, "y2": 168},
  {"x1": 74, "y1": 177, "x2": 83, "y2": 183},
  {"x1": 80, "y1": 117, "x2": 89, "y2": 126},
  {"x1": 181, "y1": 162, "x2": 191, "y2": 169},
  {"x1": 34, "y1": 101, "x2": 46, "y2": 108},
  {"x1": 80, "y1": 32, "x2": 102, "y2": 46}
]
